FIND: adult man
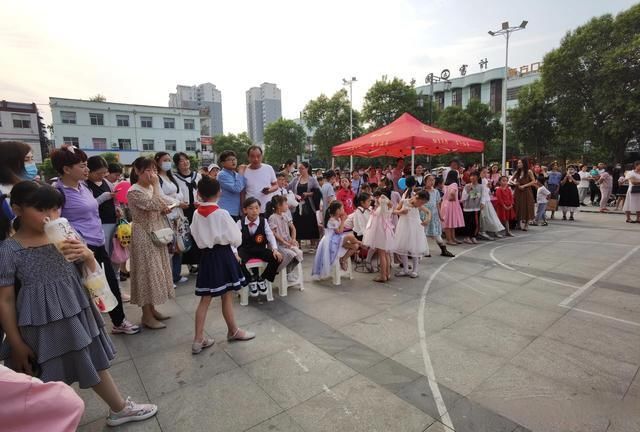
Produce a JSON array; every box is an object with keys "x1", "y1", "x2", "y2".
[
  {"x1": 577, "y1": 164, "x2": 591, "y2": 205},
  {"x1": 217, "y1": 150, "x2": 246, "y2": 220},
  {"x1": 244, "y1": 146, "x2": 278, "y2": 214},
  {"x1": 351, "y1": 169, "x2": 365, "y2": 196},
  {"x1": 391, "y1": 158, "x2": 405, "y2": 192},
  {"x1": 442, "y1": 158, "x2": 461, "y2": 185}
]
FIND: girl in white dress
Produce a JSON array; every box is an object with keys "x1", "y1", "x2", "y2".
[
  {"x1": 478, "y1": 167, "x2": 505, "y2": 238},
  {"x1": 393, "y1": 191, "x2": 431, "y2": 278},
  {"x1": 623, "y1": 161, "x2": 640, "y2": 223},
  {"x1": 363, "y1": 190, "x2": 395, "y2": 282}
]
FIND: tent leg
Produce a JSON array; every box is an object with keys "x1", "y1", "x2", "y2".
[
  {"x1": 481, "y1": 152, "x2": 485, "y2": 167},
  {"x1": 411, "y1": 149, "x2": 415, "y2": 176},
  {"x1": 331, "y1": 157, "x2": 335, "y2": 170},
  {"x1": 350, "y1": 155, "x2": 353, "y2": 173}
]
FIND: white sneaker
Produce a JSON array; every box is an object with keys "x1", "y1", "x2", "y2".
[
  {"x1": 249, "y1": 281, "x2": 259, "y2": 297},
  {"x1": 106, "y1": 397, "x2": 157, "y2": 426},
  {"x1": 257, "y1": 280, "x2": 268, "y2": 294},
  {"x1": 178, "y1": 276, "x2": 188, "y2": 283},
  {"x1": 394, "y1": 271, "x2": 409, "y2": 277}
]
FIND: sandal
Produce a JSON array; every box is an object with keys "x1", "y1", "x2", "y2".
[
  {"x1": 227, "y1": 328, "x2": 256, "y2": 342},
  {"x1": 373, "y1": 277, "x2": 386, "y2": 283}
]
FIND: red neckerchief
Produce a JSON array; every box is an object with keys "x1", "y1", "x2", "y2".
[{"x1": 197, "y1": 204, "x2": 219, "y2": 217}]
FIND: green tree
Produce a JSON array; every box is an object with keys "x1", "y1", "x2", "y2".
[
  {"x1": 362, "y1": 77, "x2": 430, "y2": 129},
  {"x1": 100, "y1": 152, "x2": 120, "y2": 164},
  {"x1": 38, "y1": 158, "x2": 57, "y2": 181},
  {"x1": 89, "y1": 94, "x2": 106, "y2": 102},
  {"x1": 212, "y1": 133, "x2": 253, "y2": 165},
  {"x1": 542, "y1": 4, "x2": 640, "y2": 162},
  {"x1": 263, "y1": 119, "x2": 307, "y2": 167},
  {"x1": 303, "y1": 90, "x2": 362, "y2": 165}
]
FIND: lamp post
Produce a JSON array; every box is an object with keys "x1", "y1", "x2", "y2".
[
  {"x1": 489, "y1": 20, "x2": 528, "y2": 175},
  {"x1": 425, "y1": 70, "x2": 451, "y2": 125},
  {"x1": 342, "y1": 77, "x2": 357, "y2": 172}
]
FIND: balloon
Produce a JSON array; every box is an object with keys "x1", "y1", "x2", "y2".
[
  {"x1": 114, "y1": 181, "x2": 131, "y2": 204},
  {"x1": 398, "y1": 177, "x2": 406, "y2": 191}
]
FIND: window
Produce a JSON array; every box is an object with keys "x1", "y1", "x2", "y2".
[
  {"x1": 142, "y1": 139, "x2": 155, "y2": 151},
  {"x1": 63, "y1": 137, "x2": 79, "y2": 146},
  {"x1": 140, "y1": 116, "x2": 152, "y2": 128},
  {"x1": 470, "y1": 84, "x2": 481, "y2": 101},
  {"x1": 163, "y1": 117, "x2": 175, "y2": 129},
  {"x1": 184, "y1": 118, "x2": 195, "y2": 130},
  {"x1": 434, "y1": 92, "x2": 445, "y2": 110},
  {"x1": 116, "y1": 115, "x2": 129, "y2": 127},
  {"x1": 92, "y1": 138, "x2": 107, "y2": 150},
  {"x1": 61, "y1": 111, "x2": 77, "y2": 124},
  {"x1": 507, "y1": 86, "x2": 521, "y2": 101},
  {"x1": 12, "y1": 114, "x2": 31, "y2": 128},
  {"x1": 490, "y1": 79, "x2": 503, "y2": 113},
  {"x1": 117, "y1": 139, "x2": 132, "y2": 150},
  {"x1": 451, "y1": 88, "x2": 462, "y2": 107},
  {"x1": 90, "y1": 113, "x2": 104, "y2": 125},
  {"x1": 185, "y1": 140, "x2": 197, "y2": 151},
  {"x1": 165, "y1": 140, "x2": 176, "y2": 151}
]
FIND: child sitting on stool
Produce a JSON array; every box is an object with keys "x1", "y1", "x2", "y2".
[{"x1": 236, "y1": 197, "x2": 283, "y2": 297}]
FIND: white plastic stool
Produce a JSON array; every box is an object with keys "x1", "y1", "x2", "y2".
[
  {"x1": 332, "y1": 257, "x2": 353, "y2": 286},
  {"x1": 276, "y1": 262, "x2": 305, "y2": 297},
  {"x1": 239, "y1": 259, "x2": 274, "y2": 306}
]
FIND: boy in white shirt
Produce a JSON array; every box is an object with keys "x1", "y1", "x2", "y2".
[{"x1": 533, "y1": 175, "x2": 551, "y2": 226}]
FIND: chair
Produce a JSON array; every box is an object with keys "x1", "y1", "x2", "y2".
[
  {"x1": 275, "y1": 261, "x2": 304, "y2": 297},
  {"x1": 239, "y1": 259, "x2": 274, "y2": 306},
  {"x1": 332, "y1": 257, "x2": 353, "y2": 286}
]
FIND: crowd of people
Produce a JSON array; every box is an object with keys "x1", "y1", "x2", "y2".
[{"x1": 1, "y1": 138, "x2": 640, "y2": 429}]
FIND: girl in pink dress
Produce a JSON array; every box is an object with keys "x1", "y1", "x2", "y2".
[
  {"x1": 363, "y1": 190, "x2": 395, "y2": 282},
  {"x1": 441, "y1": 170, "x2": 465, "y2": 245}
]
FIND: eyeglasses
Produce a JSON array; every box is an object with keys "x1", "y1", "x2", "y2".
[{"x1": 224, "y1": 157, "x2": 237, "y2": 162}]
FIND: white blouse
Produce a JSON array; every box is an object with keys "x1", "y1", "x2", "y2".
[{"x1": 190, "y1": 203, "x2": 242, "y2": 249}]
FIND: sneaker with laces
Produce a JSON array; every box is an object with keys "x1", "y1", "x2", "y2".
[
  {"x1": 409, "y1": 272, "x2": 418, "y2": 278},
  {"x1": 106, "y1": 397, "x2": 158, "y2": 426},
  {"x1": 112, "y1": 319, "x2": 140, "y2": 335},
  {"x1": 394, "y1": 270, "x2": 408, "y2": 277},
  {"x1": 177, "y1": 276, "x2": 189, "y2": 283},
  {"x1": 257, "y1": 279, "x2": 268, "y2": 294},
  {"x1": 249, "y1": 281, "x2": 259, "y2": 297}
]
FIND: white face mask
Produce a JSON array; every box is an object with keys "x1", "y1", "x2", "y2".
[{"x1": 161, "y1": 161, "x2": 172, "y2": 172}]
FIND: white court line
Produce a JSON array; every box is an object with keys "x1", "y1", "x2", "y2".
[
  {"x1": 559, "y1": 244, "x2": 640, "y2": 307},
  {"x1": 559, "y1": 305, "x2": 640, "y2": 328}
]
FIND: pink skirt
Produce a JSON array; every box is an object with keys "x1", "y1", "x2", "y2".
[{"x1": 441, "y1": 200, "x2": 465, "y2": 228}]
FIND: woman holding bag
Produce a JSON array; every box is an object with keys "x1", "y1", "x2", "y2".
[
  {"x1": 127, "y1": 157, "x2": 175, "y2": 329},
  {"x1": 288, "y1": 162, "x2": 321, "y2": 250}
]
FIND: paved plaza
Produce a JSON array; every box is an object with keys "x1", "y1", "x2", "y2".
[{"x1": 76, "y1": 213, "x2": 640, "y2": 432}]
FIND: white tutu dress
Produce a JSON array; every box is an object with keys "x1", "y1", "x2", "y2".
[
  {"x1": 312, "y1": 218, "x2": 348, "y2": 280},
  {"x1": 393, "y1": 199, "x2": 428, "y2": 256},
  {"x1": 479, "y1": 178, "x2": 505, "y2": 233},
  {"x1": 362, "y1": 195, "x2": 395, "y2": 251}
]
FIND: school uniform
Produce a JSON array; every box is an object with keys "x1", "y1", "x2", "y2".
[{"x1": 236, "y1": 216, "x2": 279, "y2": 282}]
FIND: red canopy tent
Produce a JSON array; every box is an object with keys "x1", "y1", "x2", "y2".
[{"x1": 331, "y1": 113, "x2": 484, "y2": 173}]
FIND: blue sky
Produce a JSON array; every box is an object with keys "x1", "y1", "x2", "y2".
[{"x1": 0, "y1": 0, "x2": 636, "y2": 133}]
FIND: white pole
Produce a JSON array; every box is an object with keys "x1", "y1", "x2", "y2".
[
  {"x1": 501, "y1": 32, "x2": 509, "y2": 175},
  {"x1": 411, "y1": 149, "x2": 415, "y2": 175},
  {"x1": 350, "y1": 155, "x2": 353, "y2": 173},
  {"x1": 349, "y1": 81, "x2": 354, "y2": 172}
]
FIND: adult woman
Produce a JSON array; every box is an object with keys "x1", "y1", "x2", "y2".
[
  {"x1": 597, "y1": 166, "x2": 614, "y2": 212},
  {"x1": 558, "y1": 166, "x2": 580, "y2": 221},
  {"x1": 281, "y1": 159, "x2": 296, "y2": 181},
  {"x1": 368, "y1": 167, "x2": 380, "y2": 187},
  {"x1": 127, "y1": 157, "x2": 175, "y2": 329},
  {"x1": 50, "y1": 146, "x2": 138, "y2": 335},
  {"x1": 577, "y1": 164, "x2": 591, "y2": 206},
  {"x1": 288, "y1": 162, "x2": 320, "y2": 247},
  {"x1": 173, "y1": 152, "x2": 202, "y2": 274},
  {"x1": 511, "y1": 158, "x2": 536, "y2": 231},
  {"x1": 86, "y1": 156, "x2": 119, "y2": 255},
  {"x1": 616, "y1": 165, "x2": 631, "y2": 211},
  {"x1": 0, "y1": 141, "x2": 38, "y2": 200},
  {"x1": 154, "y1": 152, "x2": 187, "y2": 285},
  {"x1": 623, "y1": 161, "x2": 640, "y2": 223},
  {"x1": 441, "y1": 170, "x2": 464, "y2": 245}
]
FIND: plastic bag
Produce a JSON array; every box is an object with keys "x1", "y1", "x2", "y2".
[
  {"x1": 116, "y1": 219, "x2": 132, "y2": 247},
  {"x1": 83, "y1": 262, "x2": 117, "y2": 312},
  {"x1": 111, "y1": 238, "x2": 129, "y2": 264},
  {"x1": 173, "y1": 215, "x2": 193, "y2": 253}
]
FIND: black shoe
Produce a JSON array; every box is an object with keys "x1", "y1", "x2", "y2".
[
  {"x1": 569, "y1": 216, "x2": 575, "y2": 221},
  {"x1": 257, "y1": 279, "x2": 268, "y2": 294},
  {"x1": 439, "y1": 244, "x2": 455, "y2": 258},
  {"x1": 562, "y1": 216, "x2": 567, "y2": 220},
  {"x1": 119, "y1": 271, "x2": 129, "y2": 281},
  {"x1": 189, "y1": 266, "x2": 199, "y2": 274}
]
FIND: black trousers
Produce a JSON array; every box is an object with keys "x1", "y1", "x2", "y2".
[
  {"x1": 88, "y1": 244, "x2": 125, "y2": 326},
  {"x1": 463, "y1": 210, "x2": 480, "y2": 238},
  {"x1": 238, "y1": 246, "x2": 279, "y2": 282},
  {"x1": 589, "y1": 181, "x2": 600, "y2": 204}
]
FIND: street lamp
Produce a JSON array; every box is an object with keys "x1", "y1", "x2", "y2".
[
  {"x1": 489, "y1": 20, "x2": 528, "y2": 175},
  {"x1": 342, "y1": 77, "x2": 357, "y2": 172},
  {"x1": 425, "y1": 70, "x2": 451, "y2": 125}
]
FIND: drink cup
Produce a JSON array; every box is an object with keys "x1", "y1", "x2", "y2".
[{"x1": 43, "y1": 217, "x2": 82, "y2": 261}]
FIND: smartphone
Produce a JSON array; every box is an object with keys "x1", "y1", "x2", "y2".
[{"x1": 261, "y1": 187, "x2": 271, "y2": 194}]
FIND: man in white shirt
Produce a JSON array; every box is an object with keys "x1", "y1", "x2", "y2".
[
  {"x1": 243, "y1": 146, "x2": 278, "y2": 214},
  {"x1": 577, "y1": 164, "x2": 591, "y2": 205}
]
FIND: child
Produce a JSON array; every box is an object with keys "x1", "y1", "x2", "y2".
[
  {"x1": 236, "y1": 197, "x2": 283, "y2": 297},
  {"x1": 532, "y1": 175, "x2": 550, "y2": 226},
  {"x1": 422, "y1": 174, "x2": 455, "y2": 257},
  {"x1": 478, "y1": 167, "x2": 505, "y2": 239},
  {"x1": 461, "y1": 171, "x2": 484, "y2": 244},
  {"x1": 0, "y1": 181, "x2": 157, "y2": 426},
  {"x1": 393, "y1": 191, "x2": 431, "y2": 278},
  {"x1": 495, "y1": 176, "x2": 515, "y2": 236},
  {"x1": 335, "y1": 177, "x2": 355, "y2": 215},
  {"x1": 547, "y1": 162, "x2": 562, "y2": 219},
  {"x1": 363, "y1": 190, "x2": 395, "y2": 282},
  {"x1": 347, "y1": 192, "x2": 375, "y2": 271},
  {"x1": 441, "y1": 170, "x2": 465, "y2": 245},
  {"x1": 312, "y1": 201, "x2": 361, "y2": 280},
  {"x1": 190, "y1": 177, "x2": 255, "y2": 354},
  {"x1": 268, "y1": 195, "x2": 303, "y2": 282}
]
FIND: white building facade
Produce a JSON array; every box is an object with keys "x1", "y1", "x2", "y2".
[
  {"x1": 169, "y1": 83, "x2": 223, "y2": 137},
  {"x1": 49, "y1": 98, "x2": 200, "y2": 165},
  {"x1": 415, "y1": 63, "x2": 542, "y2": 114},
  {"x1": 0, "y1": 100, "x2": 47, "y2": 163},
  {"x1": 246, "y1": 83, "x2": 282, "y2": 146}
]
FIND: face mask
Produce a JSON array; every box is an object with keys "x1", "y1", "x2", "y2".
[
  {"x1": 161, "y1": 161, "x2": 172, "y2": 172},
  {"x1": 23, "y1": 162, "x2": 38, "y2": 180}
]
